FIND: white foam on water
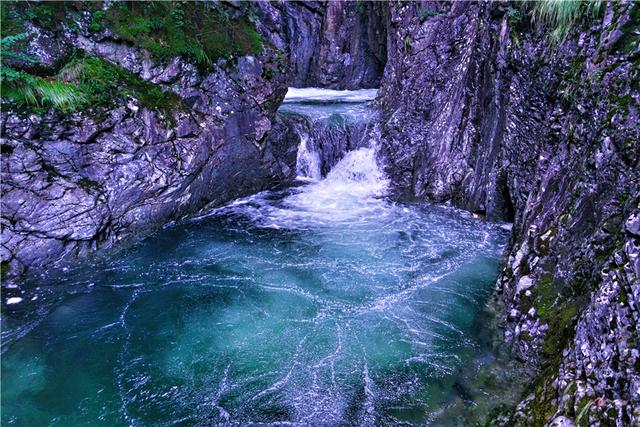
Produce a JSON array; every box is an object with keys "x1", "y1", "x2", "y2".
[
  {"x1": 286, "y1": 147, "x2": 389, "y2": 222},
  {"x1": 284, "y1": 87, "x2": 378, "y2": 104},
  {"x1": 228, "y1": 145, "x2": 390, "y2": 229},
  {"x1": 0, "y1": 86, "x2": 512, "y2": 426}
]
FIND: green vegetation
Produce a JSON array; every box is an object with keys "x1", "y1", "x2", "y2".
[
  {"x1": 104, "y1": 2, "x2": 262, "y2": 71},
  {"x1": 58, "y1": 55, "x2": 181, "y2": 114},
  {"x1": 2, "y1": 72, "x2": 86, "y2": 113},
  {"x1": 419, "y1": 8, "x2": 439, "y2": 23},
  {"x1": 507, "y1": 5, "x2": 524, "y2": 46},
  {"x1": 1, "y1": 34, "x2": 180, "y2": 115},
  {"x1": 526, "y1": 0, "x2": 604, "y2": 42},
  {"x1": 1, "y1": 1, "x2": 265, "y2": 115},
  {"x1": 0, "y1": 261, "x2": 10, "y2": 281},
  {"x1": 403, "y1": 35, "x2": 412, "y2": 53},
  {"x1": 1, "y1": 33, "x2": 85, "y2": 112},
  {"x1": 2, "y1": 1, "x2": 263, "y2": 71},
  {"x1": 0, "y1": 1, "x2": 88, "y2": 37}
]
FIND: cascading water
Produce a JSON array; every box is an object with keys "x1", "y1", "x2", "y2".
[
  {"x1": 294, "y1": 132, "x2": 321, "y2": 181},
  {"x1": 279, "y1": 88, "x2": 377, "y2": 179},
  {"x1": 1, "y1": 88, "x2": 510, "y2": 426}
]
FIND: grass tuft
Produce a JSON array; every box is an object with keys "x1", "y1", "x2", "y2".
[
  {"x1": 527, "y1": 0, "x2": 603, "y2": 42},
  {"x1": 1, "y1": 74, "x2": 86, "y2": 112},
  {"x1": 1, "y1": 41, "x2": 181, "y2": 115},
  {"x1": 57, "y1": 55, "x2": 182, "y2": 115},
  {"x1": 1, "y1": 33, "x2": 85, "y2": 112}
]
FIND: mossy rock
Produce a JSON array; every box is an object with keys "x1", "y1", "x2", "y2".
[
  {"x1": 104, "y1": 2, "x2": 263, "y2": 72},
  {"x1": 2, "y1": 54, "x2": 182, "y2": 117}
]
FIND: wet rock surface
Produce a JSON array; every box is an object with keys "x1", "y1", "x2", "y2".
[
  {"x1": 285, "y1": 1, "x2": 388, "y2": 89},
  {"x1": 277, "y1": 112, "x2": 370, "y2": 178},
  {"x1": 376, "y1": 1, "x2": 639, "y2": 424},
  {"x1": 0, "y1": 2, "x2": 392, "y2": 281}
]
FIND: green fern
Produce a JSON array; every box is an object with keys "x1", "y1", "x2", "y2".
[{"x1": 0, "y1": 32, "x2": 36, "y2": 62}]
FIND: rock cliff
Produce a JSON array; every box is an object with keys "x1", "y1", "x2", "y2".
[
  {"x1": 285, "y1": 1, "x2": 388, "y2": 89},
  {"x1": 376, "y1": 1, "x2": 639, "y2": 424},
  {"x1": 0, "y1": 0, "x2": 389, "y2": 281},
  {"x1": 0, "y1": 2, "x2": 297, "y2": 281}
]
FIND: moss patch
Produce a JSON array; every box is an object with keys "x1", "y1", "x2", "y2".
[
  {"x1": 58, "y1": 55, "x2": 182, "y2": 114},
  {"x1": 104, "y1": 2, "x2": 262, "y2": 72},
  {"x1": 0, "y1": 260, "x2": 10, "y2": 281},
  {"x1": 1, "y1": 1, "x2": 263, "y2": 74}
]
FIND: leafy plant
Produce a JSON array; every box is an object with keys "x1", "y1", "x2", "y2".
[
  {"x1": 89, "y1": 10, "x2": 106, "y2": 32},
  {"x1": 3, "y1": 78, "x2": 86, "y2": 111},
  {"x1": 0, "y1": 32, "x2": 35, "y2": 62}
]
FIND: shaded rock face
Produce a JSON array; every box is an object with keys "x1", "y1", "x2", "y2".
[
  {"x1": 286, "y1": 1, "x2": 388, "y2": 89},
  {"x1": 377, "y1": 1, "x2": 514, "y2": 219},
  {"x1": 377, "y1": 1, "x2": 639, "y2": 424},
  {"x1": 0, "y1": 3, "x2": 298, "y2": 281}
]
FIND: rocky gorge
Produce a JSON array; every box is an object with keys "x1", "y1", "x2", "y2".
[{"x1": 1, "y1": 1, "x2": 638, "y2": 426}]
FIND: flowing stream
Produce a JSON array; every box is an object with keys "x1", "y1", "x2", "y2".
[{"x1": 1, "y1": 88, "x2": 510, "y2": 426}]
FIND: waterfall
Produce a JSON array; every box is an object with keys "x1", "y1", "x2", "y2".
[
  {"x1": 281, "y1": 87, "x2": 378, "y2": 184},
  {"x1": 228, "y1": 87, "x2": 390, "y2": 227},
  {"x1": 295, "y1": 132, "x2": 322, "y2": 180},
  {"x1": 283, "y1": 146, "x2": 389, "y2": 224},
  {"x1": 3, "y1": 85, "x2": 511, "y2": 427}
]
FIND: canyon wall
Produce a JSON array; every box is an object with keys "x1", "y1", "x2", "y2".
[
  {"x1": 2, "y1": 1, "x2": 638, "y2": 425},
  {"x1": 0, "y1": 0, "x2": 388, "y2": 282},
  {"x1": 377, "y1": 1, "x2": 639, "y2": 424},
  {"x1": 285, "y1": 1, "x2": 388, "y2": 89}
]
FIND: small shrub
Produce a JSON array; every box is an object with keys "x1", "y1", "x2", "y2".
[
  {"x1": 0, "y1": 32, "x2": 34, "y2": 62},
  {"x1": 89, "y1": 10, "x2": 106, "y2": 32}
]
